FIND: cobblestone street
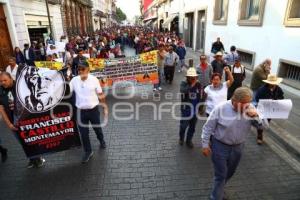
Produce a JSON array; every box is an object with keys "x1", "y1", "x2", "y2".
[{"x1": 1, "y1": 53, "x2": 300, "y2": 200}]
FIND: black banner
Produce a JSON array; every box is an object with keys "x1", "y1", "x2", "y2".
[{"x1": 15, "y1": 66, "x2": 81, "y2": 158}]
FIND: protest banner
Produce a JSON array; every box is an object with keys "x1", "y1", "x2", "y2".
[
  {"x1": 89, "y1": 50, "x2": 159, "y2": 89},
  {"x1": 15, "y1": 66, "x2": 81, "y2": 158},
  {"x1": 35, "y1": 61, "x2": 64, "y2": 70}
]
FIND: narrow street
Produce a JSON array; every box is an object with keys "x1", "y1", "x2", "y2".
[{"x1": 0, "y1": 49, "x2": 299, "y2": 200}]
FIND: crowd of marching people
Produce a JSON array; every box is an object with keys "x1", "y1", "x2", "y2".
[{"x1": 0, "y1": 25, "x2": 286, "y2": 200}]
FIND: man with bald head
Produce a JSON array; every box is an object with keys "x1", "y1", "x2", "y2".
[
  {"x1": 202, "y1": 87, "x2": 263, "y2": 200},
  {"x1": 250, "y1": 58, "x2": 272, "y2": 105},
  {"x1": 0, "y1": 72, "x2": 45, "y2": 168}
]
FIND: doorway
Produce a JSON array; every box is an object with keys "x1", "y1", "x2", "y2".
[
  {"x1": 28, "y1": 28, "x2": 48, "y2": 43},
  {"x1": 196, "y1": 10, "x2": 206, "y2": 52},
  {"x1": 0, "y1": 4, "x2": 13, "y2": 71},
  {"x1": 184, "y1": 12, "x2": 194, "y2": 48},
  {"x1": 170, "y1": 16, "x2": 179, "y2": 36}
]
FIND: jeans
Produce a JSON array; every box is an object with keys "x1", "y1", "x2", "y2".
[
  {"x1": 210, "y1": 137, "x2": 244, "y2": 200},
  {"x1": 154, "y1": 68, "x2": 162, "y2": 88},
  {"x1": 179, "y1": 115, "x2": 197, "y2": 142},
  {"x1": 77, "y1": 106, "x2": 104, "y2": 153}
]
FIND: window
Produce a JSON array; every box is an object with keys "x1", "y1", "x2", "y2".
[
  {"x1": 278, "y1": 59, "x2": 300, "y2": 89},
  {"x1": 284, "y1": 0, "x2": 300, "y2": 27},
  {"x1": 213, "y1": 0, "x2": 229, "y2": 25},
  {"x1": 236, "y1": 48, "x2": 256, "y2": 70},
  {"x1": 238, "y1": 0, "x2": 266, "y2": 26}
]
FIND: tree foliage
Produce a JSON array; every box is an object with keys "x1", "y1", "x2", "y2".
[{"x1": 116, "y1": 7, "x2": 127, "y2": 22}]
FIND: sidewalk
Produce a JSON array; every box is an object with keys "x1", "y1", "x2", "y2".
[{"x1": 185, "y1": 48, "x2": 300, "y2": 160}]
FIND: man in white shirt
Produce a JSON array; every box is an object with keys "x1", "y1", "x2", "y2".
[
  {"x1": 70, "y1": 60, "x2": 108, "y2": 163},
  {"x1": 164, "y1": 46, "x2": 179, "y2": 84},
  {"x1": 6, "y1": 57, "x2": 18, "y2": 81}
]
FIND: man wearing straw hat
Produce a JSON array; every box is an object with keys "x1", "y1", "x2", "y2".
[
  {"x1": 179, "y1": 68, "x2": 205, "y2": 148},
  {"x1": 211, "y1": 51, "x2": 227, "y2": 77},
  {"x1": 254, "y1": 74, "x2": 284, "y2": 144}
]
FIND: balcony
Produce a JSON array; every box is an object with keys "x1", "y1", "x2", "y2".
[
  {"x1": 48, "y1": 0, "x2": 60, "y2": 4},
  {"x1": 78, "y1": 0, "x2": 93, "y2": 7}
]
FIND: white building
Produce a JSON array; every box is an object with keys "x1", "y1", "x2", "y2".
[
  {"x1": 156, "y1": 0, "x2": 300, "y2": 90},
  {"x1": 104, "y1": 0, "x2": 117, "y2": 27},
  {"x1": 2, "y1": 0, "x2": 64, "y2": 48},
  {"x1": 92, "y1": 0, "x2": 106, "y2": 31},
  {"x1": 0, "y1": 0, "x2": 63, "y2": 69}
]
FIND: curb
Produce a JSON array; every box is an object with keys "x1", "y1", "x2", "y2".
[{"x1": 267, "y1": 121, "x2": 300, "y2": 160}]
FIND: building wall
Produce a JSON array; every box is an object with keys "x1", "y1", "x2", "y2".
[
  {"x1": 0, "y1": 0, "x2": 19, "y2": 47},
  {"x1": 175, "y1": 0, "x2": 300, "y2": 75},
  {"x1": 10, "y1": 0, "x2": 64, "y2": 47},
  {"x1": 92, "y1": 0, "x2": 102, "y2": 31},
  {"x1": 61, "y1": 0, "x2": 93, "y2": 37}
]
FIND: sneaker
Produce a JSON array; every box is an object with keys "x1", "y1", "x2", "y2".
[
  {"x1": 1, "y1": 148, "x2": 7, "y2": 163},
  {"x1": 35, "y1": 158, "x2": 46, "y2": 168},
  {"x1": 81, "y1": 152, "x2": 94, "y2": 163},
  {"x1": 27, "y1": 160, "x2": 35, "y2": 169},
  {"x1": 153, "y1": 88, "x2": 157, "y2": 92},
  {"x1": 100, "y1": 141, "x2": 106, "y2": 149},
  {"x1": 158, "y1": 87, "x2": 162, "y2": 91},
  {"x1": 186, "y1": 141, "x2": 194, "y2": 149}
]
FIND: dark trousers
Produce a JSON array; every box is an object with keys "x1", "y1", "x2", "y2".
[
  {"x1": 77, "y1": 106, "x2": 104, "y2": 153},
  {"x1": 179, "y1": 115, "x2": 197, "y2": 142},
  {"x1": 210, "y1": 137, "x2": 243, "y2": 200},
  {"x1": 13, "y1": 132, "x2": 41, "y2": 161},
  {"x1": 164, "y1": 65, "x2": 175, "y2": 83}
]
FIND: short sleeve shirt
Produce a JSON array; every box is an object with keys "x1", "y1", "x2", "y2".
[
  {"x1": 70, "y1": 74, "x2": 103, "y2": 109},
  {"x1": 204, "y1": 82, "x2": 228, "y2": 115}
]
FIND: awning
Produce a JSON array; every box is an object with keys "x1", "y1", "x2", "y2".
[
  {"x1": 162, "y1": 14, "x2": 178, "y2": 28},
  {"x1": 144, "y1": 20, "x2": 153, "y2": 26},
  {"x1": 144, "y1": 18, "x2": 157, "y2": 26}
]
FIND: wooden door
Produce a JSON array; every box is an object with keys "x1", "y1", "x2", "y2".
[{"x1": 0, "y1": 4, "x2": 13, "y2": 71}]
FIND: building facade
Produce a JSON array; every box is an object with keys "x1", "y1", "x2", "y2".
[
  {"x1": 92, "y1": 0, "x2": 106, "y2": 31},
  {"x1": 104, "y1": 0, "x2": 117, "y2": 27},
  {"x1": 147, "y1": 0, "x2": 300, "y2": 90},
  {"x1": 61, "y1": 0, "x2": 93, "y2": 37},
  {"x1": 141, "y1": 0, "x2": 157, "y2": 29},
  {"x1": 0, "y1": 0, "x2": 65, "y2": 70}
]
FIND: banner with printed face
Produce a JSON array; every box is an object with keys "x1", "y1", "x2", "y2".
[
  {"x1": 88, "y1": 50, "x2": 159, "y2": 89},
  {"x1": 15, "y1": 66, "x2": 81, "y2": 158}
]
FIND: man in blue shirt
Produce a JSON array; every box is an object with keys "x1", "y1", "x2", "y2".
[
  {"x1": 179, "y1": 68, "x2": 205, "y2": 148},
  {"x1": 202, "y1": 87, "x2": 262, "y2": 200},
  {"x1": 176, "y1": 41, "x2": 187, "y2": 72}
]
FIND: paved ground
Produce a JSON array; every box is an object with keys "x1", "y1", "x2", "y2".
[{"x1": 0, "y1": 48, "x2": 300, "y2": 200}]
